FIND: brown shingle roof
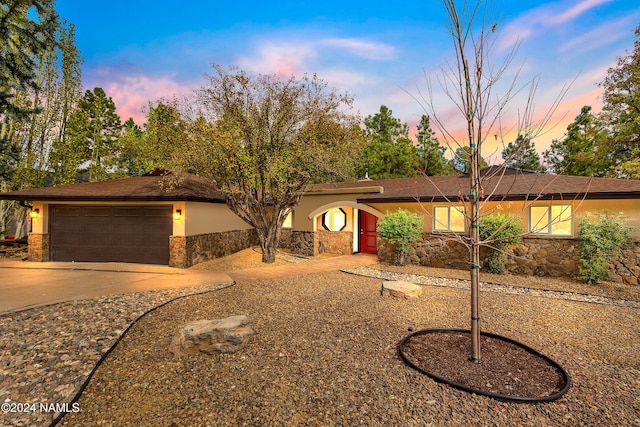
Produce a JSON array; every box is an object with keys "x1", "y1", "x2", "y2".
[
  {"x1": 310, "y1": 170, "x2": 640, "y2": 202},
  {"x1": 0, "y1": 171, "x2": 226, "y2": 203}
]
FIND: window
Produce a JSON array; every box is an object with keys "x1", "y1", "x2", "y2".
[
  {"x1": 283, "y1": 212, "x2": 293, "y2": 228},
  {"x1": 322, "y1": 208, "x2": 347, "y2": 231},
  {"x1": 529, "y1": 205, "x2": 572, "y2": 236},
  {"x1": 433, "y1": 206, "x2": 465, "y2": 232}
]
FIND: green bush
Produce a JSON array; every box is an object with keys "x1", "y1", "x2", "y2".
[
  {"x1": 578, "y1": 212, "x2": 633, "y2": 284},
  {"x1": 478, "y1": 214, "x2": 524, "y2": 274},
  {"x1": 377, "y1": 209, "x2": 423, "y2": 265}
]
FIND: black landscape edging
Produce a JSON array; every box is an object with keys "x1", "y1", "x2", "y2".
[
  {"x1": 48, "y1": 281, "x2": 236, "y2": 427},
  {"x1": 398, "y1": 328, "x2": 571, "y2": 403}
]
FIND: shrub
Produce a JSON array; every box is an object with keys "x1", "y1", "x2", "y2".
[
  {"x1": 578, "y1": 212, "x2": 633, "y2": 284},
  {"x1": 478, "y1": 214, "x2": 524, "y2": 274},
  {"x1": 377, "y1": 209, "x2": 423, "y2": 265}
]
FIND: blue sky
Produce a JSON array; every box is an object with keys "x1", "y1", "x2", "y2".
[{"x1": 56, "y1": 0, "x2": 640, "y2": 158}]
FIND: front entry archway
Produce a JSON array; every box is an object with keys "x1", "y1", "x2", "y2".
[{"x1": 359, "y1": 210, "x2": 378, "y2": 254}]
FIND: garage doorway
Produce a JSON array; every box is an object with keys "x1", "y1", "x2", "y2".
[{"x1": 49, "y1": 205, "x2": 173, "y2": 265}]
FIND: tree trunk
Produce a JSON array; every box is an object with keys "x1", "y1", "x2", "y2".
[{"x1": 259, "y1": 225, "x2": 281, "y2": 264}]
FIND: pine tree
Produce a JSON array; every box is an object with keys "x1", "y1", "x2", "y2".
[
  {"x1": 501, "y1": 135, "x2": 544, "y2": 172},
  {"x1": 543, "y1": 106, "x2": 609, "y2": 176},
  {"x1": 416, "y1": 114, "x2": 455, "y2": 176},
  {"x1": 360, "y1": 105, "x2": 420, "y2": 179}
]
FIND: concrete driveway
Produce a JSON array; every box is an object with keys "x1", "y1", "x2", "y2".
[
  {"x1": 0, "y1": 260, "x2": 233, "y2": 315},
  {"x1": 0, "y1": 253, "x2": 378, "y2": 315}
]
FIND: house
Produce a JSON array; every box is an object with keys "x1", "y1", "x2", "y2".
[
  {"x1": 1, "y1": 168, "x2": 639, "y2": 283},
  {"x1": 0, "y1": 170, "x2": 256, "y2": 268}
]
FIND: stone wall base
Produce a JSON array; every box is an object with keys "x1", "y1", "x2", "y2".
[
  {"x1": 289, "y1": 231, "x2": 318, "y2": 256},
  {"x1": 378, "y1": 233, "x2": 640, "y2": 284},
  {"x1": 170, "y1": 229, "x2": 259, "y2": 268},
  {"x1": 27, "y1": 233, "x2": 49, "y2": 262},
  {"x1": 287, "y1": 230, "x2": 354, "y2": 257},
  {"x1": 317, "y1": 230, "x2": 353, "y2": 255}
]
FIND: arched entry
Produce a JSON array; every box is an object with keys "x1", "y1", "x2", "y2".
[
  {"x1": 307, "y1": 202, "x2": 383, "y2": 255},
  {"x1": 359, "y1": 210, "x2": 378, "y2": 254}
]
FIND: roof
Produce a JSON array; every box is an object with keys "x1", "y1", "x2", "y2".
[
  {"x1": 2, "y1": 168, "x2": 639, "y2": 205},
  {"x1": 310, "y1": 169, "x2": 640, "y2": 203},
  {"x1": 0, "y1": 170, "x2": 227, "y2": 203}
]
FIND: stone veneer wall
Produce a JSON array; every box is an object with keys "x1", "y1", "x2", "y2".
[
  {"x1": 317, "y1": 230, "x2": 353, "y2": 255},
  {"x1": 287, "y1": 230, "x2": 353, "y2": 256},
  {"x1": 289, "y1": 231, "x2": 318, "y2": 256},
  {"x1": 279, "y1": 229, "x2": 293, "y2": 250},
  {"x1": 378, "y1": 233, "x2": 640, "y2": 284},
  {"x1": 170, "y1": 229, "x2": 259, "y2": 268},
  {"x1": 27, "y1": 233, "x2": 49, "y2": 262}
]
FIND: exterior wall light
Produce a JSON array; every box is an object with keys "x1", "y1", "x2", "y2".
[
  {"x1": 29, "y1": 208, "x2": 40, "y2": 219},
  {"x1": 173, "y1": 209, "x2": 183, "y2": 220}
]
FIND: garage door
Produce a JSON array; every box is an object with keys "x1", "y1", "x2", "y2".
[{"x1": 49, "y1": 205, "x2": 173, "y2": 265}]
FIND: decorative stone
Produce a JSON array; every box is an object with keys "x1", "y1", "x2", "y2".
[
  {"x1": 170, "y1": 315, "x2": 252, "y2": 356},
  {"x1": 381, "y1": 281, "x2": 422, "y2": 299}
]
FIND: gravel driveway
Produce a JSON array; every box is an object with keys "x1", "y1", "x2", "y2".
[{"x1": 56, "y1": 270, "x2": 639, "y2": 426}]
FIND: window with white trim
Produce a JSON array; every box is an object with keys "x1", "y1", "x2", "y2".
[
  {"x1": 529, "y1": 205, "x2": 572, "y2": 236},
  {"x1": 433, "y1": 206, "x2": 465, "y2": 232}
]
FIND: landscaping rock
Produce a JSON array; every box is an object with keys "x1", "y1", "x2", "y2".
[
  {"x1": 381, "y1": 280, "x2": 422, "y2": 299},
  {"x1": 170, "y1": 315, "x2": 252, "y2": 356}
]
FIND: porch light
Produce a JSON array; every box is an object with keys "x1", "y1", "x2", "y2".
[
  {"x1": 29, "y1": 208, "x2": 40, "y2": 219},
  {"x1": 173, "y1": 209, "x2": 182, "y2": 220}
]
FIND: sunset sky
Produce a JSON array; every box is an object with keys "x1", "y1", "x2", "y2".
[{"x1": 56, "y1": 0, "x2": 639, "y2": 161}]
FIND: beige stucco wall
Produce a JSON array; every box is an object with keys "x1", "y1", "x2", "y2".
[
  {"x1": 363, "y1": 198, "x2": 640, "y2": 240},
  {"x1": 293, "y1": 193, "x2": 362, "y2": 231},
  {"x1": 180, "y1": 201, "x2": 252, "y2": 237}
]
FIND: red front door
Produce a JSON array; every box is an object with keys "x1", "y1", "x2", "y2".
[{"x1": 359, "y1": 210, "x2": 378, "y2": 254}]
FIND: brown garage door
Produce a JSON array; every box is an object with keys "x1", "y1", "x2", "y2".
[{"x1": 49, "y1": 205, "x2": 173, "y2": 265}]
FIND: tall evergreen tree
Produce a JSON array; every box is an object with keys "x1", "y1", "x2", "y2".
[
  {"x1": 1, "y1": 0, "x2": 58, "y2": 181},
  {"x1": 416, "y1": 114, "x2": 455, "y2": 176},
  {"x1": 501, "y1": 135, "x2": 544, "y2": 172},
  {"x1": 543, "y1": 106, "x2": 609, "y2": 176},
  {"x1": 0, "y1": 1, "x2": 58, "y2": 125},
  {"x1": 66, "y1": 87, "x2": 122, "y2": 182},
  {"x1": 359, "y1": 105, "x2": 420, "y2": 179},
  {"x1": 599, "y1": 24, "x2": 640, "y2": 179}
]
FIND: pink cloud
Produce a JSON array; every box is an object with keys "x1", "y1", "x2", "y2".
[{"x1": 91, "y1": 73, "x2": 199, "y2": 126}]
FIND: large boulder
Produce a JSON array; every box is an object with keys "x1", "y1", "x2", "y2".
[
  {"x1": 381, "y1": 280, "x2": 422, "y2": 299},
  {"x1": 170, "y1": 315, "x2": 252, "y2": 356}
]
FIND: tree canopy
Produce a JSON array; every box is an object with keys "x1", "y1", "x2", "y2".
[
  {"x1": 154, "y1": 65, "x2": 363, "y2": 263},
  {"x1": 543, "y1": 106, "x2": 609, "y2": 176},
  {"x1": 502, "y1": 135, "x2": 544, "y2": 172},
  {"x1": 599, "y1": 24, "x2": 640, "y2": 179},
  {"x1": 359, "y1": 105, "x2": 420, "y2": 179},
  {"x1": 416, "y1": 114, "x2": 456, "y2": 176},
  {"x1": 0, "y1": 0, "x2": 59, "y2": 126}
]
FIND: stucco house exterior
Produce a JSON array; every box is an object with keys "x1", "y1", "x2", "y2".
[{"x1": 1, "y1": 168, "x2": 639, "y2": 283}]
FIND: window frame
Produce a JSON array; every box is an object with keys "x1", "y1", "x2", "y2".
[
  {"x1": 321, "y1": 207, "x2": 347, "y2": 232},
  {"x1": 528, "y1": 204, "x2": 573, "y2": 236},
  {"x1": 433, "y1": 205, "x2": 466, "y2": 233}
]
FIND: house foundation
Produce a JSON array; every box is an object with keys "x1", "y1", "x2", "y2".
[
  {"x1": 169, "y1": 229, "x2": 259, "y2": 268},
  {"x1": 27, "y1": 233, "x2": 49, "y2": 262},
  {"x1": 378, "y1": 234, "x2": 640, "y2": 284}
]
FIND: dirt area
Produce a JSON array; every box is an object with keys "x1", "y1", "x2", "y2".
[{"x1": 188, "y1": 247, "x2": 290, "y2": 271}]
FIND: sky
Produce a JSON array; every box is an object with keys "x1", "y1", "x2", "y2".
[{"x1": 56, "y1": 0, "x2": 640, "y2": 161}]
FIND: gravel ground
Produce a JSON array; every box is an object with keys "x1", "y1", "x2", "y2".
[
  {"x1": 1, "y1": 253, "x2": 639, "y2": 427},
  {"x1": 56, "y1": 270, "x2": 639, "y2": 426}
]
